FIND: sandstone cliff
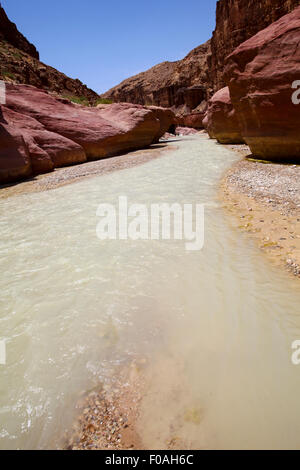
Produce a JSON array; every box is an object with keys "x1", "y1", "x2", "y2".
[
  {"x1": 224, "y1": 6, "x2": 300, "y2": 161},
  {"x1": 102, "y1": 41, "x2": 211, "y2": 112},
  {"x1": 0, "y1": 6, "x2": 99, "y2": 104},
  {"x1": 210, "y1": 0, "x2": 300, "y2": 91},
  {"x1": 0, "y1": 5, "x2": 39, "y2": 59},
  {"x1": 102, "y1": 0, "x2": 300, "y2": 115}
]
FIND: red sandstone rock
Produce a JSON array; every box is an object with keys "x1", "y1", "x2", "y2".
[
  {"x1": 1, "y1": 107, "x2": 86, "y2": 174},
  {"x1": 179, "y1": 113, "x2": 205, "y2": 129},
  {"x1": 175, "y1": 127, "x2": 199, "y2": 136},
  {"x1": 210, "y1": 0, "x2": 299, "y2": 92},
  {"x1": 0, "y1": 83, "x2": 175, "y2": 183},
  {"x1": 205, "y1": 87, "x2": 244, "y2": 144},
  {"x1": 0, "y1": 115, "x2": 32, "y2": 183},
  {"x1": 148, "y1": 106, "x2": 176, "y2": 143},
  {"x1": 224, "y1": 6, "x2": 300, "y2": 161},
  {"x1": 5, "y1": 84, "x2": 161, "y2": 160}
]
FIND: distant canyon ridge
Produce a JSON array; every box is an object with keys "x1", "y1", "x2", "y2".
[
  {"x1": 102, "y1": 0, "x2": 300, "y2": 117},
  {"x1": 0, "y1": 5, "x2": 98, "y2": 105}
]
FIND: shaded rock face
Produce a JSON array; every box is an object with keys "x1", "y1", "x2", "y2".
[
  {"x1": 0, "y1": 83, "x2": 172, "y2": 183},
  {"x1": 148, "y1": 106, "x2": 176, "y2": 144},
  {"x1": 0, "y1": 6, "x2": 39, "y2": 59},
  {"x1": 224, "y1": 6, "x2": 300, "y2": 161},
  {"x1": 175, "y1": 127, "x2": 199, "y2": 136},
  {"x1": 102, "y1": 41, "x2": 211, "y2": 110},
  {"x1": 211, "y1": 0, "x2": 300, "y2": 92},
  {"x1": 0, "y1": 113, "x2": 32, "y2": 183},
  {"x1": 177, "y1": 113, "x2": 205, "y2": 130},
  {"x1": 0, "y1": 6, "x2": 98, "y2": 104},
  {"x1": 204, "y1": 87, "x2": 244, "y2": 144}
]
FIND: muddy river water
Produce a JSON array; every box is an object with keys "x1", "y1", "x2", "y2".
[{"x1": 1, "y1": 135, "x2": 300, "y2": 449}]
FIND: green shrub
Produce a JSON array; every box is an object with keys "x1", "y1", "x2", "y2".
[
  {"x1": 62, "y1": 95, "x2": 90, "y2": 106},
  {"x1": 96, "y1": 98, "x2": 113, "y2": 105},
  {"x1": 1, "y1": 70, "x2": 15, "y2": 80}
]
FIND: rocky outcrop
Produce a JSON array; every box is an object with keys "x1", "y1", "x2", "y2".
[
  {"x1": 0, "y1": 40, "x2": 99, "y2": 105},
  {"x1": 102, "y1": 41, "x2": 211, "y2": 111},
  {"x1": 0, "y1": 116, "x2": 32, "y2": 183},
  {"x1": 2, "y1": 106, "x2": 86, "y2": 174},
  {"x1": 0, "y1": 5, "x2": 39, "y2": 59},
  {"x1": 224, "y1": 6, "x2": 300, "y2": 161},
  {"x1": 210, "y1": 0, "x2": 300, "y2": 92},
  {"x1": 0, "y1": 83, "x2": 173, "y2": 183},
  {"x1": 177, "y1": 113, "x2": 205, "y2": 130},
  {"x1": 204, "y1": 87, "x2": 244, "y2": 144},
  {"x1": 148, "y1": 106, "x2": 176, "y2": 143},
  {"x1": 175, "y1": 127, "x2": 199, "y2": 136},
  {"x1": 102, "y1": 0, "x2": 300, "y2": 116},
  {"x1": 0, "y1": 6, "x2": 98, "y2": 104}
]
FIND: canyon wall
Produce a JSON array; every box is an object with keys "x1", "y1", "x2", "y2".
[
  {"x1": 102, "y1": 41, "x2": 212, "y2": 112},
  {"x1": 103, "y1": 0, "x2": 300, "y2": 115},
  {"x1": 223, "y1": 6, "x2": 300, "y2": 161},
  {"x1": 210, "y1": 0, "x2": 300, "y2": 91},
  {"x1": 0, "y1": 6, "x2": 99, "y2": 104},
  {"x1": 0, "y1": 5, "x2": 39, "y2": 59}
]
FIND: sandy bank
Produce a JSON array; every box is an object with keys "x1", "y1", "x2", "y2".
[{"x1": 221, "y1": 145, "x2": 300, "y2": 278}]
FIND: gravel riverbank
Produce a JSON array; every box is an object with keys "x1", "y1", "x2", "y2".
[{"x1": 221, "y1": 145, "x2": 300, "y2": 278}]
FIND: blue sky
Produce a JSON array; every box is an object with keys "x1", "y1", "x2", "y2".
[{"x1": 3, "y1": 0, "x2": 217, "y2": 94}]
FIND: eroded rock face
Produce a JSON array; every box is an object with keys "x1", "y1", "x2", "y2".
[
  {"x1": 102, "y1": 0, "x2": 299, "y2": 111},
  {"x1": 5, "y1": 84, "x2": 162, "y2": 158},
  {"x1": 210, "y1": 0, "x2": 300, "y2": 92},
  {"x1": 2, "y1": 107, "x2": 86, "y2": 174},
  {"x1": 0, "y1": 6, "x2": 98, "y2": 104},
  {"x1": 102, "y1": 41, "x2": 211, "y2": 110},
  {"x1": 224, "y1": 6, "x2": 300, "y2": 161},
  {"x1": 0, "y1": 6, "x2": 39, "y2": 59},
  {"x1": 175, "y1": 127, "x2": 199, "y2": 136},
  {"x1": 148, "y1": 106, "x2": 176, "y2": 143},
  {"x1": 177, "y1": 113, "x2": 205, "y2": 130},
  {"x1": 204, "y1": 87, "x2": 244, "y2": 144},
  {"x1": 0, "y1": 115, "x2": 32, "y2": 183},
  {"x1": 0, "y1": 83, "x2": 172, "y2": 183}
]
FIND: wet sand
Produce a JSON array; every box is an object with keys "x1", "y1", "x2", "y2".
[
  {"x1": 0, "y1": 143, "x2": 174, "y2": 200},
  {"x1": 221, "y1": 144, "x2": 300, "y2": 278}
]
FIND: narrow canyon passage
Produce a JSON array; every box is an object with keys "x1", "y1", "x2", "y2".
[{"x1": 1, "y1": 135, "x2": 300, "y2": 450}]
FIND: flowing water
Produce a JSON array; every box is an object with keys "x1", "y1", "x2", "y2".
[{"x1": 1, "y1": 135, "x2": 300, "y2": 450}]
